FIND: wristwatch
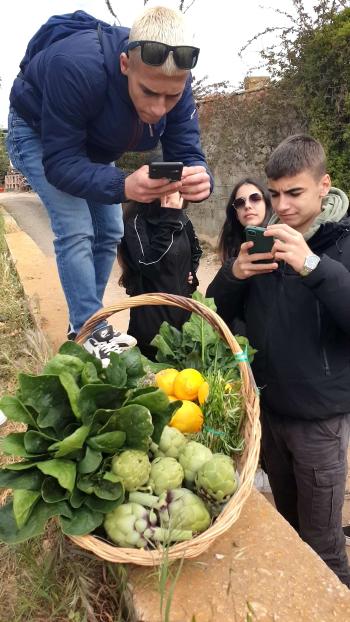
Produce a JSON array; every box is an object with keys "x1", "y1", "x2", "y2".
[{"x1": 300, "y1": 254, "x2": 320, "y2": 277}]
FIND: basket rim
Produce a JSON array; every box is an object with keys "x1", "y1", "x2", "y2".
[{"x1": 69, "y1": 293, "x2": 261, "y2": 565}]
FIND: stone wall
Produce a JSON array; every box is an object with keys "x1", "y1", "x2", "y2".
[{"x1": 189, "y1": 87, "x2": 304, "y2": 244}]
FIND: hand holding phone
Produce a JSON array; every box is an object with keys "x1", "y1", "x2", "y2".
[
  {"x1": 149, "y1": 161, "x2": 183, "y2": 181},
  {"x1": 245, "y1": 226, "x2": 274, "y2": 264}
]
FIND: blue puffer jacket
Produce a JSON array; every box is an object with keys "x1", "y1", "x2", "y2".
[{"x1": 10, "y1": 25, "x2": 212, "y2": 204}]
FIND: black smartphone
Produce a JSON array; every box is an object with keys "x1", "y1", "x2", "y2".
[
  {"x1": 245, "y1": 226, "x2": 274, "y2": 264},
  {"x1": 149, "y1": 161, "x2": 183, "y2": 181}
]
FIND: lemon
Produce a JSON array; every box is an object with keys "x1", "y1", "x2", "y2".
[
  {"x1": 155, "y1": 368, "x2": 179, "y2": 396},
  {"x1": 173, "y1": 368, "x2": 205, "y2": 401},
  {"x1": 198, "y1": 381, "x2": 209, "y2": 405},
  {"x1": 169, "y1": 400, "x2": 204, "y2": 433}
]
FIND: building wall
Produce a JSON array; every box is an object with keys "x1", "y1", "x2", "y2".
[{"x1": 188, "y1": 88, "x2": 303, "y2": 245}]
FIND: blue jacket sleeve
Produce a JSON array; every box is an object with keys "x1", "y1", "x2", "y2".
[
  {"x1": 161, "y1": 76, "x2": 214, "y2": 195},
  {"x1": 41, "y1": 53, "x2": 126, "y2": 204}
]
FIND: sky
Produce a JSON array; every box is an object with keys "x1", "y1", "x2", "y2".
[{"x1": 0, "y1": 0, "x2": 313, "y2": 128}]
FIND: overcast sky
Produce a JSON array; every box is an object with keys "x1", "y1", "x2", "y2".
[{"x1": 0, "y1": 0, "x2": 314, "y2": 127}]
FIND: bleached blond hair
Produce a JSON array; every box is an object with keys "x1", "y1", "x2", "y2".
[{"x1": 128, "y1": 6, "x2": 193, "y2": 76}]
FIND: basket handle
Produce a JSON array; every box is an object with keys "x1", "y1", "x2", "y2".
[{"x1": 75, "y1": 293, "x2": 258, "y2": 392}]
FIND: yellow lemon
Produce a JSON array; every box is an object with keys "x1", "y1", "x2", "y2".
[
  {"x1": 173, "y1": 368, "x2": 205, "y2": 401},
  {"x1": 198, "y1": 381, "x2": 209, "y2": 405},
  {"x1": 169, "y1": 400, "x2": 204, "y2": 433},
  {"x1": 168, "y1": 395, "x2": 178, "y2": 402},
  {"x1": 155, "y1": 368, "x2": 179, "y2": 396}
]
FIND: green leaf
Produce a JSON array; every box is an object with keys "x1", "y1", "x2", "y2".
[
  {"x1": 59, "y1": 371, "x2": 82, "y2": 419},
  {"x1": 93, "y1": 477, "x2": 124, "y2": 501},
  {"x1": 18, "y1": 373, "x2": 73, "y2": 432},
  {"x1": 43, "y1": 354, "x2": 84, "y2": 379},
  {"x1": 13, "y1": 490, "x2": 41, "y2": 529},
  {"x1": 0, "y1": 396, "x2": 37, "y2": 427},
  {"x1": 0, "y1": 433, "x2": 36, "y2": 458},
  {"x1": 36, "y1": 459, "x2": 76, "y2": 492},
  {"x1": 84, "y1": 494, "x2": 123, "y2": 513},
  {"x1": 70, "y1": 487, "x2": 86, "y2": 509},
  {"x1": 41, "y1": 477, "x2": 69, "y2": 503},
  {"x1": 59, "y1": 341, "x2": 103, "y2": 373},
  {"x1": 78, "y1": 447, "x2": 103, "y2": 474},
  {"x1": 59, "y1": 506, "x2": 104, "y2": 536},
  {"x1": 87, "y1": 431, "x2": 126, "y2": 454},
  {"x1": 79, "y1": 385, "x2": 125, "y2": 424},
  {"x1": 104, "y1": 353, "x2": 128, "y2": 388},
  {"x1": 89, "y1": 409, "x2": 115, "y2": 435},
  {"x1": 0, "y1": 500, "x2": 72, "y2": 544},
  {"x1": 77, "y1": 475, "x2": 95, "y2": 495},
  {"x1": 107, "y1": 404, "x2": 153, "y2": 451},
  {"x1": 24, "y1": 430, "x2": 57, "y2": 454},
  {"x1": 126, "y1": 387, "x2": 170, "y2": 413},
  {"x1": 119, "y1": 347, "x2": 145, "y2": 379},
  {"x1": 48, "y1": 425, "x2": 90, "y2": 458},
  {"x1": 0, "y1": 468, "x2": 44, "y2": 490},
  {"x1": 152, "y1": 401, "x2": 181, "y2": 445},
  {"x1": 81, "y1": 362, "x2": 102, "y2": 385}
]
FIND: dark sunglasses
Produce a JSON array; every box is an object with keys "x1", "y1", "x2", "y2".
[
  {"x1": 127, "y1": 40, "x2": 200, "y2": 70},
  {"x1": 233, "y1": 192, "x2": 263, "y2": 210}
]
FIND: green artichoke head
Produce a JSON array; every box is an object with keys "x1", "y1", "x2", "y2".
[
  {"x1": 158, "y1": 488, "x2": 211, "y2": 533},
  {"x1": 155, "y1": 426, "x2": 188, "y2": 459},
  {"x1": 148, "y1": 456, "x2": 184, "y2": 495},
  {"x1": 111, "y1": 449, "x2": 151, "y2": 492},
  {"x1": 178, "y1": 441, "x2": 212, "y2": 484},
  {"x1": 195, "y1": 453, "x2": 238, "y2": 503},
  {"x1": 104, "y1": 502, "x2": 156, "y2": 548}
]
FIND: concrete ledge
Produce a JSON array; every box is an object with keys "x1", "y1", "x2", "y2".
[{"x1": 130, "y1": 489, "x2": 350, "y2": 621}]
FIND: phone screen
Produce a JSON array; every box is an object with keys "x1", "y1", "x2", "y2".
[{"x1": 149, "y1": 162, "x2": 183, "y2": 181}]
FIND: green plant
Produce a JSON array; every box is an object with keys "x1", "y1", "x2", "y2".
[{"x1": 0, "y1": 344, "x2": 178, "y2": 544}]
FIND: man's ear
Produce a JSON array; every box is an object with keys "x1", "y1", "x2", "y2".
[
  {"x1": 320, "y1": 173, "x2": 331, "y2": 197},
  {"x1": 120, "y1": 52, "x2": 129, "y2": 76}
]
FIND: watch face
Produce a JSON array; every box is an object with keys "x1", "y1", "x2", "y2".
[{"x1": 305, "y1": 255, "x2": 320, "y2": 270}]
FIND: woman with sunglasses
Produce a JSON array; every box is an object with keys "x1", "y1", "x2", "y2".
[
  {"x1": 207, "y1": 178, "x2": 272, "y2": 332},
  {"x1": 217, "y1": 177, "x2": 273, "y2": 264}
]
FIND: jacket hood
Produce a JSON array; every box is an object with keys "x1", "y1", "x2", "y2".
[{"x1": 304, "y1": 186, "x2": 349, "y2": 240}]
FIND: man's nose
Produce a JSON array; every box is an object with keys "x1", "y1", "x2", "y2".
[{"x1": 151, "y1": 97, "x2": 167, "y2": 118}]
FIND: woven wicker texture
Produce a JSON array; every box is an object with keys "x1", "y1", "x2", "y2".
[{"x1": 70, "y1": 293, "x2": 261, "y2": 565}]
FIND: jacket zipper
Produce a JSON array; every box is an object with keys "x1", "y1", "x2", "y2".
[
  {"x1": 127, "y1": 118, "x2": 143, "y2": 151},
  {"x1": 316, "y1": 300, "x2": 331, "y2": 376}
]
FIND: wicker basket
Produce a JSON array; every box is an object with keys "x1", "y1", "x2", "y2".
[{"x1": 69, "y1": 293, "x2": 261, "y2": 566}]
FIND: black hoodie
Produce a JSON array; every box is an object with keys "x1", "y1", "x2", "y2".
[
  {"x1": 120, "y1": 204, "x2": 202, "y2": 359},
  {"x1": 207, "y1": 215, "x2": 350, "y2": 420}
]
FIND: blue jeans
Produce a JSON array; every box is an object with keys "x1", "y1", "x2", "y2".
[{"x1": 6, "y1": 108, "x2": 123, "y2": 333}]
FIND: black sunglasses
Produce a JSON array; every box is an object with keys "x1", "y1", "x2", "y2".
[
  {"x1": 233, "y1": 192, "x2": 263, "y2": 210},
  {"x1": 127, "y1": 40, "x2": 200, "y2": 70}
]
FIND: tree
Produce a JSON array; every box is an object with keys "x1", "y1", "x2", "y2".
[{"x1": 242, "y1": 1, "x2": 350, "y2": 192}]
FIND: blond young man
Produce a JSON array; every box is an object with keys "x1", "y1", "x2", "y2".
[
  {"x1": 6, "y1": 6, "x2": 212, "y2": 365},
  {"x1": 208, "y1": 135, "x2": 350, "y2": 586}
]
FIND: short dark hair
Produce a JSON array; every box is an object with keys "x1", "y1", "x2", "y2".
[
  {"x1": 265, "y1": 134, "x2": 327, "y2": 181},
  {"x1": 217, "y1": 177, "x2": 272, "y2": 263}
]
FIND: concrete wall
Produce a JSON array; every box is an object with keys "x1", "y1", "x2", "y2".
[{"x1": 189, "y1": 88, "x2": 303, "y2": 245}]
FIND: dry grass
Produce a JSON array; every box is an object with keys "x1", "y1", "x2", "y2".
[{"x1": 0, "y1": 214, "x2": 135, "y2": 622}]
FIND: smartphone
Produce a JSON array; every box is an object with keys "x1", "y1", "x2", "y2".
[
  {"x1": 149, "y1": 161, "x2": 183, "y2": 181},
  {"x1": 245, "y1": 226, "x2": 274, "y2": 264}
]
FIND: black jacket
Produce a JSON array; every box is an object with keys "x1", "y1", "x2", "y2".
[
  {"x1": 207, "y1": 216, "x2": 350, "y2": 420},
  {"x1": 121, "y1": 205, "x2": 202, "y2": 358}
]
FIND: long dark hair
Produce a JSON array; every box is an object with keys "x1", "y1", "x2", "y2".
[{"x1": 217, "y1": 177, "x2": 273, "y2": 263}]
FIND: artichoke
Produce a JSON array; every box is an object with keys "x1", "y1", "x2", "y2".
[
  {"x1": 158, "y1": 488, "x2": 211, "y2": 533},
  {"x1": 129, "y1": 488, "x2": 211, "y2": 534},
  {"x1": 111, "y1": 449, "x2": 151, "y2": 492},
  {"x1": 104, "y1": 502, "x2": 192, "y2": 548},
  {"x1": 154, "y1": 426, "x2": 188, "y2": 459},
  {"x1": 195, "y1": 454, "x2": 238, "y2": 515},
  {"x1": 178, "y1": 441, "x2": 212, "y2": 485},
  {"x1": 148, "y1": 456, "x2": 184, "y2": 495},
  {"x1": 104, "y1": 502, "x2": 157, "y2": 548}
]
